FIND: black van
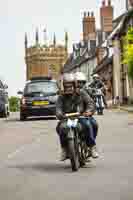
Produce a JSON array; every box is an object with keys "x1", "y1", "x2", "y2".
[{"x1": 0, "y1": 79, "x2": 9, "y2": 117}]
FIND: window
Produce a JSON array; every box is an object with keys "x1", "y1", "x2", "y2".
[{"x1": 24, "y1": 81, "x2": 58, "y2": 94}]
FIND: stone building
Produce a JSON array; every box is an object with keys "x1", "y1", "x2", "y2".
[
  {"x1": 25, "y1": 30, "x2": 68, "y2": 80},
  {"x1": 93, "y1": 8, "x2": 133, "y2": 105},
  {"x1": 63, "y1": 0, "x2": 114, "y2": 82},
  {"x1": 63, "y1": 11, "x2": 97, "y2": 81},
  {"x1": 63, "y1": 42, "x2": 97, "y2": 81},
  {"x1": 110, "y1": 8, "x2": 133, "y2": 104},
  {"x1": 93, "y1": 51, "x2": 113, "y2": 104}
]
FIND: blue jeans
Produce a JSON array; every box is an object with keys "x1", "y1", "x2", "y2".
[{"x1": 79, "y1": 117, "x2": 98, "y2": 147}]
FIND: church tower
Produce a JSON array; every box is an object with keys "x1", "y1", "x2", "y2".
[{"x1": 25, "y1": 29, "x2": 68, "y2": 80}]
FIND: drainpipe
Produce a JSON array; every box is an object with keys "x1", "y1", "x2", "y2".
[{"x1": 113, "y1": 36, "x2": 123, "y2": 105}]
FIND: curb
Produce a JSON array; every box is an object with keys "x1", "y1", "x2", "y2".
[{"x1": 119, "y1": 107, "x2": 133, "y2": 113}]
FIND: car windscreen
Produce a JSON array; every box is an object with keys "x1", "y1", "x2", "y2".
[{"x1": 24, "y1": 81, "x2": 58, "y2": 95}]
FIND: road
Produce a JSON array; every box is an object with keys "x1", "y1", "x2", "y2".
[{"x1": 0, "y1": 110, "x2": 133, "y2": 200}]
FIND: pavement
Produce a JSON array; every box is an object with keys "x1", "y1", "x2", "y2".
[
  {"x1": 119, "y1": 105, "x2": 133, "y2": 113},
  {"x1": 107, "y1": 102, "x2": 133, "y2": 113}
]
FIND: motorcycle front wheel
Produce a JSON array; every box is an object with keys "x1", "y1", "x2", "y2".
[{"x1": 68, "y1": 139, "x2": 79, "y2": 172}]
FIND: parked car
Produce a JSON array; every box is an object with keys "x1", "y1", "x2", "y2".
[
  {"x1": 0, "y1": 79, "x2": 10, "y2": 117},
  {"x1": 18, "y1": 77, "x2": 59, "y2": 120}
]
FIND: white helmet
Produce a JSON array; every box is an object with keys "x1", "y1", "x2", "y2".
[
  {"x1": 62, "y1": 73, "x2": 75, "y2": 94},
  {"x1": 92, "y1": 74, "x2": 99, "y2": 79},
  {"x1": 74, "y1": 72, "x2": 86, "y2": 82},
  {"x1": 63, "y1": 73, "x2": 75, "y2": 83}
]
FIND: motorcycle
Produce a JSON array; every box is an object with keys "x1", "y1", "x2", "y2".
[
  {"x1": 64, "y1": 113, "x2": 91, "y2": 172},
  {"x1": 94, "y1": 88, "x2": 105, "y2": 115},
  {"x1": 86, "y1": 86, "x2": 105, "y2": 115}
]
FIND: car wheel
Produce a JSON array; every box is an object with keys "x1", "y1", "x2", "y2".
[
  {"x1": 7, "y1": 111, "x2": 10, "y2": 117},
  {"x1": 1, "y1": 106, "x2": 8, "y2": 118},
  {"x1": 6, "y1": 106, "x2": 10, "y2": 117},
  {"x1": 20, "y1": 113, "x2": 27, "y2": 121}
]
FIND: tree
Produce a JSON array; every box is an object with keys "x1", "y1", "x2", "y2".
[
  {"x1": 9, "y1": 96, "x2": 20, "y2": 112},
  {"x1": 123, "y1": 27, "x2": 133, "y2": 80}
]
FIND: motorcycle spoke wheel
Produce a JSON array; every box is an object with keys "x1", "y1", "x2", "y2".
[
  {"x1": 68, "y1": 139, "x2": 79, "y2": 172},
  {"x1": 79, "y1": 142, "x2": 86, "y2": 167}
]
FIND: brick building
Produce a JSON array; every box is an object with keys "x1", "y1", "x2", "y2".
[
  {"x1": 82, "y1": 11, "x2": 96, "y2": 41},
  {"x1": 25, "y1": 30, "x2": 68, "y2": 80}
]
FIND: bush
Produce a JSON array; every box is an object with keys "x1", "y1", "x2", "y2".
[
  {"x1": 123, "y1": 27, "x2": 133, "y2": 80},
  {"x1": 128, "y1": 59, "x2": 133, "y2": 79},
  {"x1": 9, "y1": 96, "x2": 20, "y2": 112}
]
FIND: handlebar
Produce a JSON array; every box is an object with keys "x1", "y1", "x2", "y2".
[{"x1": 65, "y1": 112, "x2": 80, "y2": 118}]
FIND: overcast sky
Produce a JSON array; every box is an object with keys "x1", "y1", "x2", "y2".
[{"x1": 0, "y1": 0, "x2": 126, "y2": 96}]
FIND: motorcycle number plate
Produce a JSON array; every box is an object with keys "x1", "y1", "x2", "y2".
[{"x1": 67, "y1": 119, "x2": 78, "y2": 128}]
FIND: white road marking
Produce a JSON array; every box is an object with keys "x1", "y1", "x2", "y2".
[{"x1": 3, "y1": 136, "x2": 42, "y2": 165}]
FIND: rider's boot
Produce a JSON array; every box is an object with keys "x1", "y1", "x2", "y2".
[{"x1": 90, "y1": 145, "x2": 99, "y2": 159}]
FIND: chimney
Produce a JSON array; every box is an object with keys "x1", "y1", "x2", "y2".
[
  {"x1": 25, "y1": 33, "x2": 28, "y2": 49},
  {"x1": 100, "y1": 0, "x2": 114, "y2": 34},
  {"x1": 82, "y1": 11, "x2": 96, "y2": 42},
  {"x1": 129, "y1": 0, "x2": 133, "y2": 7},
  {"x1": 102, "y1": 0, "x2": 105, "y2": 6},
  {"x1": 108, "y1": 0, "x2": 111, "y2": 6},
  {"x1": 84, "y1": 12, "x2": 86, "y2": 18},
  {"x1": 127, "y1": 0, "x2": 133, "y2": 10},
  {"x1": 53, "y1": 33, "x2": 56, "y2": 46},
  {"x1": 35, "y1": 28, "x2": 39, "y2": 45}
]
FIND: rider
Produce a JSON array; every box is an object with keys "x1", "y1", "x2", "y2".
[
  {"x1": 56, "y1": 73, "x2": 99, "y2": 161},
  {"x1": 74, "y1": 71, "x2": 93, "y2": 99},
  {"x1": 88, "y1": 74, "x2": 108, "y2": 108},
  {"x1": 74, "y1": 71, "x2": 87, "y2": 90},
  {"x1": 74, "y1": 72, "x2": 99, "y2": 158}
]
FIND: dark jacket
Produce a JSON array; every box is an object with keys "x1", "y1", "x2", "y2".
[
  {"x1": 89, "y1": 79, "x2": 105, "y2": 89},
  {"x1": 85, "y1": 80, "x2": 106, "y2": 97},
  {"x1": 56, "y1": 90, "x2": 95, "y2": 120}
]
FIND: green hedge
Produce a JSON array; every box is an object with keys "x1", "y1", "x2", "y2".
[{"x1": 9, "y1": 96, "x2": 20, "y2": 112}]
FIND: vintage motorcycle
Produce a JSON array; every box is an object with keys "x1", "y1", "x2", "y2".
[
  {"x1": 85, "y1": 85, "x2": 105, "y2": 115},
  {"x1": 94, "y1": 88, "x2": 105, "y2": 115},
  {"x1": 64, "y1": 113, "x2": 91, "y2": 172}
]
